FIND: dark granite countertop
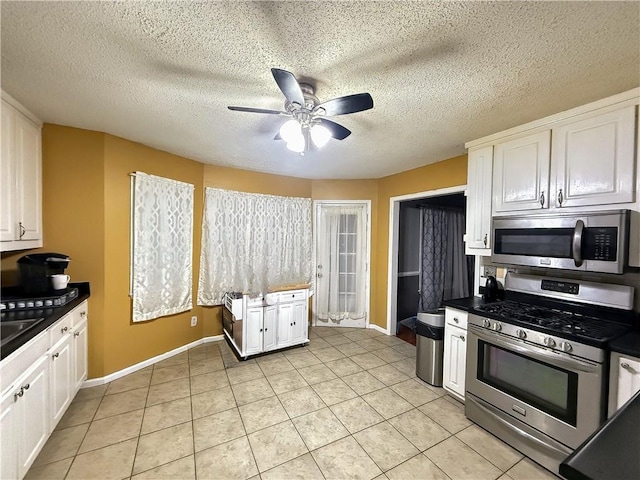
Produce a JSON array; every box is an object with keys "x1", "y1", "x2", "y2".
[
  {"x1": 1, "y1": 282, "x2": 91, "y2": 360},
  {"x1": 443, "y1": 296, "x2": 488, "y2": 312},
  {"x1": 608, "y1": 331, "x2": 640, "y2": 358},
  {"x1": 560, "y1": 390, "x2": 640, "y2": 480}
]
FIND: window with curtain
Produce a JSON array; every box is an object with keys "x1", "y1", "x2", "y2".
[
  {"x1": 197, "y1": 188, "x2": 312, "y2": 305},
  {"x1": 131, "y1": 172, "x2": 194, "y2": 322}
]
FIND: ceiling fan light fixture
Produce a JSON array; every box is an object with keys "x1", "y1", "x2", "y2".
[
  {"x1": 310, "y1": 124, "x2": 331, "y2": 148},
  {"x1": 286, "y1": 135, "x2": 305, "y2": 153},
  {"x1": 280, "y1": 119, "x2": 302, "y2": 144}
]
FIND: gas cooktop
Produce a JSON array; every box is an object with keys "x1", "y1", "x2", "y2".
[{"x1": 474, "y1": 300, "x2": 631, "y2": 343}]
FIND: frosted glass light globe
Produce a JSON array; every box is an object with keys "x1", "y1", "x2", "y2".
[
  {"x1": 311, "y1": 124, "x2": 331, "y2": 148},
  {"x1": 280, "y1": 119, "x2": 302, "y2": 143},
  {"x1": 286, "y1": 135, "x2": 305, "y2": 153}
]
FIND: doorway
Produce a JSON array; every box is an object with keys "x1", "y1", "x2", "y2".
[
  {"x1": 313, "y1": 201, "x2": 371, "y2": 328},
  {"x1": 387, "y1": 186, "x2": 474, "y2": 337}
]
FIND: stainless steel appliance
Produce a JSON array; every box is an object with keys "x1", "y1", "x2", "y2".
[
  {"x1": 465, "y1": 273, "x2": 635, "y2": 474},
  {"x1": 492, "y1": 210, "x2": 629, "y2": 274}
]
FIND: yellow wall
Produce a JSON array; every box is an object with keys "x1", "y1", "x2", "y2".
[
  {"x1": 1, "y1": 123, "x2": 469, "y2": 377},
  {"x1": 374, "y1": 155, "x2": 468, "y2": 329}
]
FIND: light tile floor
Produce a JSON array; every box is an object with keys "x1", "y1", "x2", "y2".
[{"x1": 26, "y1": 326, "x2": 560, "y2": 480}]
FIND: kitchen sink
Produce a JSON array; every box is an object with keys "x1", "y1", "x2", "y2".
[{"x1": 0, "y1": 318, "x2": 44, "y2": 347}]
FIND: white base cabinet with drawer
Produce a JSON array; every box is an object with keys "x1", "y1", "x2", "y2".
[
  {"x1": 224, "y1": 289, "x2": 309, "y2": 359},
  {"x1": 443, "y1": 307, "x2": 468, "y2": 402},
  {"x1": 0, "y1": 300, "x2": 89, "y2": 480}
]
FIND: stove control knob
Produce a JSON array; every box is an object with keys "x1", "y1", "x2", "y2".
[
  {"x1": 483, "y1": 319, "x2": 491, "y2": 328},
  {"x1": 543, "y1": 337, "x2": 556, "y2": 348},
  {"x1": 492, "y1": 322, "x2": 502, "y2": 332},
  {"x1": 559, "y1": 342, "x2": 573, "y2": 352},
  {"x1": 516, "y1": 329, "x2": 527, "y2": 339}
]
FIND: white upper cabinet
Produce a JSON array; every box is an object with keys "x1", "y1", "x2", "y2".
[
  {"x1": 465, "y1": 146, "x2": 493, "y2": 255},
  {"x1": 0, "y1": 93, "x2": 42, "y2": 251},
  {"x1": 552, "y1": 106, "x2": 636, "y2": 208},
  {"x1": 493, "y1": 130, "x2": 551, "y2": 214}
]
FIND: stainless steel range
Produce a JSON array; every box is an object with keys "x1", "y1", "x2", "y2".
[{"x1": 465, "y1": 273, "x2": 635, "y2": 474}]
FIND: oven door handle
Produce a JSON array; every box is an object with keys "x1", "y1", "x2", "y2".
[
  {"x1": 469, "y1": 326, "x2": 599, "y2": 373},
  {"x1": 572, "y1": 219, "x2": 585, "y2": 267}
]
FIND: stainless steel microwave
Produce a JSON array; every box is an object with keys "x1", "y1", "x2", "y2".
[{"x1": 492, "y1": 210, "x2": 629, "y2": 274}]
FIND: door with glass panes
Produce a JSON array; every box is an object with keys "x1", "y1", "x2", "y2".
[{"x1": 314, "y1": 202, "x2": 369, "y2": 328}]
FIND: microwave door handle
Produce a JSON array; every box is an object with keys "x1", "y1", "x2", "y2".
[{"x1": 572, "y1": 220, "x2": 585, "y2": 267}]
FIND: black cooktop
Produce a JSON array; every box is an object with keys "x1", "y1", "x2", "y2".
[{"x1": 475, "y1": 299, "x2": 632, "y2": 341}]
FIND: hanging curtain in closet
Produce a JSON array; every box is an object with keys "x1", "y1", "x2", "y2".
[
  {"x1": 197, "y1": 188, "x2": 312, "y2": 305},
  {"x1": 315, "y1": 204, "x2": 368, "y2": 324},
  {"x1": 131, "y1": 172, "x2": 194, "y2": 322},
  {"x1": 419, "y1": 207, "x2": 469, "y2": 311}
]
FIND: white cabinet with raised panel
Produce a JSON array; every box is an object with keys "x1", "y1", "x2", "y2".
[
  {"x1": 244, "y1": 306, "x2": 264, "y2": 356},
  {"x1": 552, "y1": 106, "x2": 636, "y2": 209},
  {"x1": 465, "y1": 146, "x2": 493, "y2": 255},
  {"x1": 492, "y1": 130, "x2": 551, "y2": 214},
  {"x1": 608, "y1": 352, "x2": 640, "y2": 417},
  {"x1": 263, "y1": 305, "x2": 278, "y2": 352},
  {"x1": 0, "y1": 300, "x2": 89, "y2": 480},
  {"x1": 0, "y1": 93, "x2": 42, "y2": 251},
  {"x1": 443, "y1": 307, "x2": 468, "y2": 402}
]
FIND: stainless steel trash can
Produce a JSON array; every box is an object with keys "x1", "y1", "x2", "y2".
[{"x1": 415, "y1": 308, "x2": 445, "y2": 386}]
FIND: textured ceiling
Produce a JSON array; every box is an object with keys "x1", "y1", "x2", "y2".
[{"x1": 2, "y1": 1, "x2": 639, "y2": 179}]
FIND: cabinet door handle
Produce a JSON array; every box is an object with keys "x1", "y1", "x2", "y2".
[
  {"x1": 18, "y1": 222, "x2": 26, "y2": 238},
  {"x1": 539, "y1": 191, "x2": 545, "y2": 207},
  {"x1": 460, "y1": 335, "x2": 466, "y2": 342},
  {"x1": 453, "y1": 317, "x2": 459, "y2": 323},
  {"x1": 264, "y1": 328, "x2": 268, "y2": 332},
  {"x1": 53, "y1": 352, "x2": 60, "y2": 359},
  {"x1": 14, "y1": 388, "x2": 24, "y2": 400},
  {"x1": 22, "y1": 383, "x2": 30, "y2": 390},
  {"x1": 621, "y1": 362, "x2": 632, "y2": 370},
  {"x1": 74, "y1": 332, "x2": 81, "y2": 337},
  {"x1": 483, "y1": 234, "x2": 487, "y2": 247},
  {"x1": 259, "y1": 328, "x2": 263, "y2": 332},
  {"x1": 61, "y1": 326, "x2": 68, "y2": 333},
  {"x1": 80, "y1": 311, "x2": 87, "y2": 317},
  {"x1": 557, "y1": 189, "x2": 564, "y2": 206}
]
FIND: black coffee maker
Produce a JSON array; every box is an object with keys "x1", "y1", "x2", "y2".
[{"x1": 17, "y1": 253, "x2": 70, "y2": 294}]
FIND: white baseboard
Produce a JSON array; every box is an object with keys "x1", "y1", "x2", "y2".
[
  {"x1": 368, "y1": 323, "x2": 390, "y2": 335},
  {"x1": 82, "y1": 335, "x2": 224, "y2": 388}
]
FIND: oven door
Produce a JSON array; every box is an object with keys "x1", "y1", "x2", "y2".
[{"x1": 466, "y1": 325, "x2": 605, "y2": 449}]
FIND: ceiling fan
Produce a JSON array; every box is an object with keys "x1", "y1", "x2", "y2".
[{"x1": 228, "y1": 68, "x2": 374, "y2": 155}]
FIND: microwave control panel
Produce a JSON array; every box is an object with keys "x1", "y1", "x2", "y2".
[{"x1": 583, "y1": 228, "x2": 618, "y2": 261}]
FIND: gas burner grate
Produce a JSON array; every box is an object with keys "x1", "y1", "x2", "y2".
[{"x1": 476, "y1": 300, "x2": 628, "y2": 341}]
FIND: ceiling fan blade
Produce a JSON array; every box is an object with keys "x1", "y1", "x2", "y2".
[
  {"x1": 317, "y1": 118, "x2": 351, "y2": 140},
  {"x1": 271, "y1": 68, "x2": 305, "y2": 105},
  {"x1": 317, "y1": 93, "x2": 374, "y2": 116},
  {"x1": 228, "y1": 106, "x2": 286, "y2": 115}
]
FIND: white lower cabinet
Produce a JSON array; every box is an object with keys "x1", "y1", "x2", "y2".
[
  {"x1": 230, "y1": 290, "x2": 309, "y2": 358},
  {"x1": 263, "y1": 305, "x2": 277, "y2": 352},
  {"x1": 443, "y1": 307, "x2": 468, "y2": 402},
  {"x1": 71, "y1": 317, "x2": 88, "y2": 392},
  {"x1": 0, "y1": 300, "x2": 89, "y2": 480},
  {"x1": 608, "y1": 352, "x2": 640, "y2": 417},
  {"x1": 244, "y1": 307, "x2": 264, "y2": 356},
  {"x1": 49, "y1": 334, "x2": 73, "y2": 428}
]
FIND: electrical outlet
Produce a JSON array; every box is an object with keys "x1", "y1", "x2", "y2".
[
  {"x1": 483, "y1": 265, "x2": 497, "y2": 277},
  {"x1": 190, "y1": 316, "x2": 197, "y2": 327}
]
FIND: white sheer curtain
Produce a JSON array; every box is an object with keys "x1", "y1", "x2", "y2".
[
  {"x1": 131, "y1": 172, "x2": 194, "y2": 322},
  {"x1": 315, "y1": 204, "x2": 367, "y2": 324},
  {"x1": 197, "y1": 188, "x2": 312, "y2": 305}
]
